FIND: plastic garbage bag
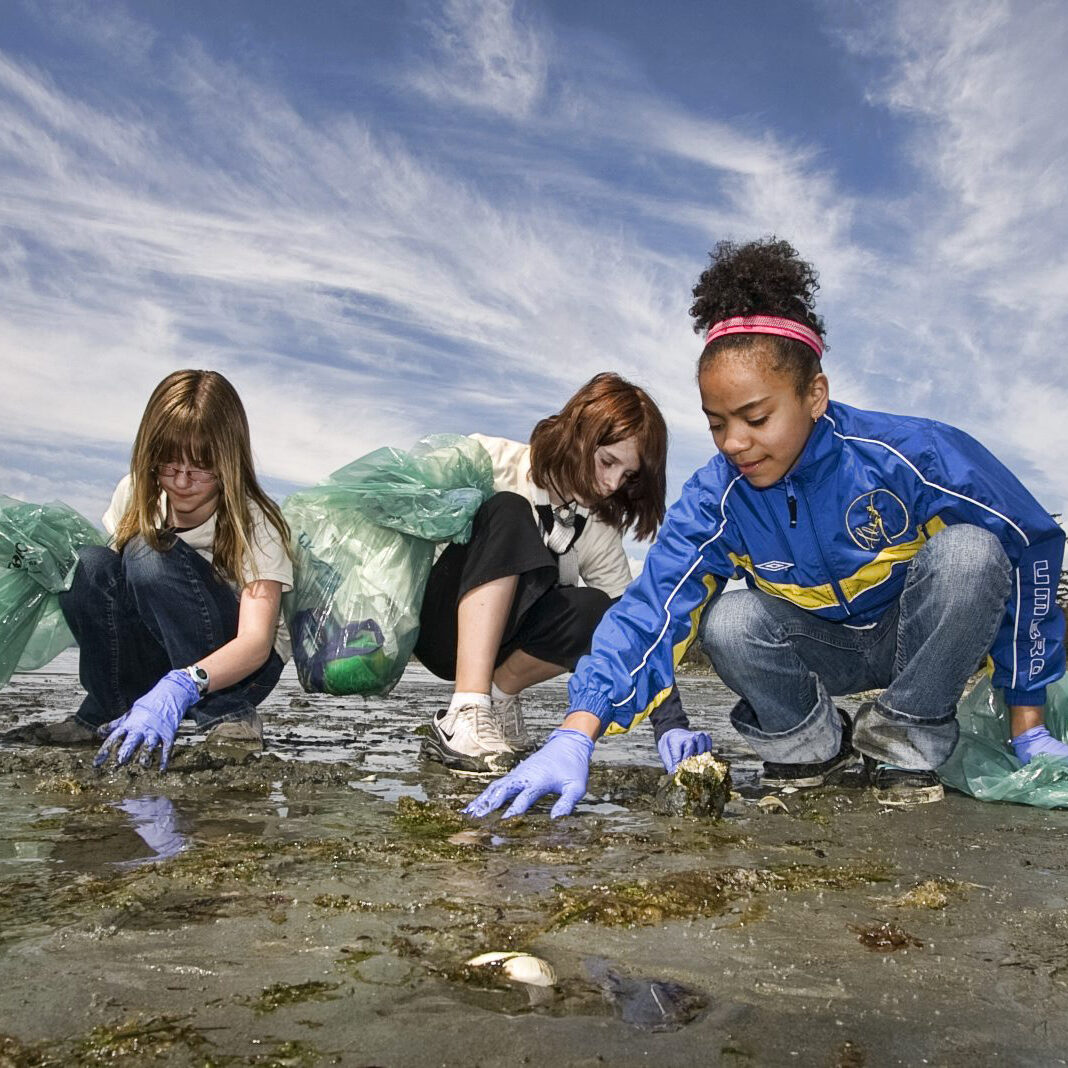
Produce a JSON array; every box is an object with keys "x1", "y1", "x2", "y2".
[
  {"x1": 0, "y1": 495, "x2": 105, "y2": 687},
  {"x1": 283, "y1": 435, "x2": 494, "y2": 695},
  {"x1": 938, "y1": 674, "x2": 1068, "y2": 807}
]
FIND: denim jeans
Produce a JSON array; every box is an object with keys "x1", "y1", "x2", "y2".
[
  {"x1": 699, "y1": 524, "x2": 1013, "y2": 770},
  {"x1": 59, "y1": 537, "x2": 283, "y2": 730}
]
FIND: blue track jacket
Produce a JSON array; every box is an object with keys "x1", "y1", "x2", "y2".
[{"x1": 570, "y1": 401, "x2": 1065, "y2": 733}]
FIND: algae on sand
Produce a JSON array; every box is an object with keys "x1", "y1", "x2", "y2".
[{"x1": 548, "y1": 861, "x2": 893, "y2": 929}]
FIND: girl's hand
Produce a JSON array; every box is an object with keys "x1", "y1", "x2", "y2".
[
  {"x1": 463, "y1": 728, "x2": 594, "y2": 819},
  {"x1": 657, "y1": 727, "x2": 713, "y2": 774},
  {"x1": 1011, "y1": 725, "x2": 1068, "y2": 765},
  {"x1": 94, "y1": 670, "x2": 200, "y2": 772}
]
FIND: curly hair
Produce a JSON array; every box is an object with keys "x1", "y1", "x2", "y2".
[
  {"x1": 689, "y1": 237, "x2": 826, "y2": 393},
  {"x1": 529, "y1": 373, "x2": 667, "y2": 541}
]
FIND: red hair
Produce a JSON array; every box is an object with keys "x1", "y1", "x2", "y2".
[{"x1": 529, "y1": 373, "x2": 667, "y2": 540}]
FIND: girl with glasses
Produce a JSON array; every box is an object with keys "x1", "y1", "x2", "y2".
[{"x1": 13, "y1": 369, "x2": 293, "y2": 770}]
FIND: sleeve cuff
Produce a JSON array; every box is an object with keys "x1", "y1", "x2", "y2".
[
  {"x1": 1003, "y1": 686, "x2": 1047, "y2": 708},
  {"x1": 567, "y1": 691, "x2": 614, "y2": 724}
]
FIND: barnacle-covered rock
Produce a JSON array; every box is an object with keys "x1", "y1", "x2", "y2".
[{"x1": 653, "y1": 752, "x2": 731, "y2": 818}]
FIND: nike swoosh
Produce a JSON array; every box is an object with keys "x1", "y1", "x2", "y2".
[{"x1": 434, "y1": 713, "x2": 455, "y2": 743}]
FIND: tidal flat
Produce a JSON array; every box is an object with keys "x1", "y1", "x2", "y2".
[{"x1": 1, "y1": 653, "x2": 1067, "y2": 1067}]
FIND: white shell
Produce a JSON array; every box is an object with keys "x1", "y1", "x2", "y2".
[
  {"x1": 465, "y1": 951, "x2": 557, "y2": 987},
  {"x1": 756, "y1": 795, "x2": 790, "y2": 813}
]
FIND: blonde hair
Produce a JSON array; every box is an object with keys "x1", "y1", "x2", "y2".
[{"x1": 113, "y1": 370, "x2": 292, "y2": 586}]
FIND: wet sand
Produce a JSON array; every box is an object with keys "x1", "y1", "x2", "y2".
[{"x1": 1, "y1": 653, "x2": 1067, "y2": 1067}]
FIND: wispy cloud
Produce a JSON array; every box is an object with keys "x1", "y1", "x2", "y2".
[
  {"x1": 832, "y1": 0, "x2": 1068, "y2": 506},
  {"x1": 409, "y1": 0, "x2": 549, "y2": 119},
  {"x1": 1, "y1": 0, "x2": 1065, "y2": 532}
]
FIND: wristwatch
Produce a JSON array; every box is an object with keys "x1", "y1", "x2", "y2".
[{"x1": 184, "y1": 663, "x2": 210, "y2": 698}]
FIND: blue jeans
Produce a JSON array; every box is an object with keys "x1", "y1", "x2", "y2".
[
  {"x1": 59, "y1": 537, "x2": 283, "y2": 730},
  {"x1": 699, "y1": 525, "x2": 1012, "y2": 770}
]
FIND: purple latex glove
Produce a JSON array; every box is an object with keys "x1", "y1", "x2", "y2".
[
  {"x1": 1011, "y1": 725, "x2": 1068, "y2": 765},
  {"x1": 95, "y1": 670, "x2": 200, "y2": 772},
  {"x1": 657, "y1": 727, "x2": 713, "y2": 774},
  {"x1": 463, "y1": 728, "x2": 594, "y2": 820}
]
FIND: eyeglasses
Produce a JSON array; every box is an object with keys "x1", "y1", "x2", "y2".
[{"x1": 155, "y1": 463, "x2": 216, "y2": 484}]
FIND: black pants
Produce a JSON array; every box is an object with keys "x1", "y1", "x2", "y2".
[{"x1": 414, "y1": 492, "x2": 611, "y2": 680}]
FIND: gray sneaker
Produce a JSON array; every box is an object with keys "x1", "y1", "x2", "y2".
[
  {"x1": 2, "y1": 716, "x2": 100, "y2": 746},
  {"x1": 493, "y1": 690, "x2": 533, "y2": 752},
  {"x1": 205, "y1": 711, "x2": 265, "y2": 753}
]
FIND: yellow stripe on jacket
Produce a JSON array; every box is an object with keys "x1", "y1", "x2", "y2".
[{"x1": 603, "y1": 573, "x2": 720, "y2": 737}]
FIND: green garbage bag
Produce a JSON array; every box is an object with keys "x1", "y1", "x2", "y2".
[
  {"x1": 0, "y1": 496, "x2": 105, "y2": 687},
  {"x1": 283, "y1": 435, "x2": 494, "y2": 696},
  {"x1": 939, "y1": 674, "x2": 1068, "y2": 807}
]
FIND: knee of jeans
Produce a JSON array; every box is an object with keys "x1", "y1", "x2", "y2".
[
  {"x1": 699, "y1": 590, "x2": 775, "y2": 665},
  {"x1": 73, "y1": 544, "x2": 120, "y2": 586},
  {"x1": 921, "y1": 525, "x2": 1011, "y2": 597},
  {"x1": 121, "y1": 535, "x2": 181, "y2": 591}
]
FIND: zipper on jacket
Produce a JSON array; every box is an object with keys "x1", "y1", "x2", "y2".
[
  {"x1": 793, "y1": 482, "x2": 851, "y2": 617},
  {"x1": 785, "y1": 476, "x2": 798, "y2": 528}
]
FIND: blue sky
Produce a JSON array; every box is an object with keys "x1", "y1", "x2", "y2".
[{"x1": 2, "y1": 0, "x2": 1066, "y2": 551}]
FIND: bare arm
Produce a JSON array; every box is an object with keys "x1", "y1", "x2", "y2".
[{"x1": 193, "y1": 579, "x2": 282, "y2": 691}]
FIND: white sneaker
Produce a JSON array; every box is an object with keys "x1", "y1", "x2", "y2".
[
  {"x1": 493, "y1": 690, "x2": 533, "y2": 752},
  {"x1": 421, "y1": 703, "x2": 517, "y2": 777}
]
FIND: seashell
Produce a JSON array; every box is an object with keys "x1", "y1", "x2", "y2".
[
  {"x1": 465, "y1": 951, "x2": 557, "y2": 987},
  {"x1": 447, "y1": 830, "x2": 488, "y2": 847},
  {"x1": 756, "y1": 795, "x2": 790, "y2": 813}
]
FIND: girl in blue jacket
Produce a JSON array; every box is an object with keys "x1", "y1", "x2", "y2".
[{"x1": 467, "y1": 237, "x2": 1066, "y2": 815}]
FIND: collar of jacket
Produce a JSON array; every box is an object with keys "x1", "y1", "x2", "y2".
[
  {"x1": 786, "y1": 409, "x2": 842, "y2": 487},
  {"x1": 724, "y1": 407, "x2": 843, "y2": 490}
]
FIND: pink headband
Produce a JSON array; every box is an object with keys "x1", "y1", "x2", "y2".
[{"x1": 704, "y1": 315, "x2": 824, "y2": 358}]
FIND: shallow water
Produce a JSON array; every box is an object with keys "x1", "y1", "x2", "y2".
[{"x1": 2, "y1": 654, "x2": 1068, "y2": 1066}]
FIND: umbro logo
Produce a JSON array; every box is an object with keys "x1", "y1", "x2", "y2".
[{"x1": 754, "y1": 560, "x2": 793, "y2": 573}]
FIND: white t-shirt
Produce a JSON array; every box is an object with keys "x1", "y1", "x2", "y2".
[
  {"x1": 468, "y1": 434, "x2": 634, "y2": 599},
  {"x1": 102, "y1": 474, "x2": 294, "y2": 660}
]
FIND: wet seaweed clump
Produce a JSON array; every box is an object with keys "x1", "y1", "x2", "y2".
[
  {"x1": 394, "y1": 796, "x2": 466, "y2": 837},
  {"x1": 891, "y1": 878, "x2": 963, "y2": 910},
  {"x1": 0, "y1": 1013, "x2": 213, "y2": 1065},
  {"x1": 313, "y1": 893, "x2": 382, "y2": 913},
  {"x1": 551, "y1": 861, "x2": 892, "y2": 929},
  {"x1": 849, "y1": 920, "x2": 923, "y2": 952},
  {"x1": 244, "y1": 980, "x2": 341, "y2": 1014},
  {"x1": 653, "y1": 752, "x2": 732, "y2": 818}
]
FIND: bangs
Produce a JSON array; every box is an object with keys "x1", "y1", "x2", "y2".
[{"x1": 150, "y1": 406, "x2": 215, "y2": 470}]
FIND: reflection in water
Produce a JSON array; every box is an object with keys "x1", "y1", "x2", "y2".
[{"x1": 114, "y1": 796, "x2": 187, "y2": 866}]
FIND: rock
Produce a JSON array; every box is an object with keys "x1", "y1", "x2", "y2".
[{"x1": 652, "y1": 752, "x2": 731, "y2": 818}]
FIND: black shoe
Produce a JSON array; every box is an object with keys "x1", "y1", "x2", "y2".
[
  {"x1": 762, "y1": 709, "x2": 857, "y2": 789},
  {"x1": 863, "y1": 757, "x2": 944, "y2": 806},
  {"x1": 1, "y1": 716, "x2": 100, "y2": 746}
]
